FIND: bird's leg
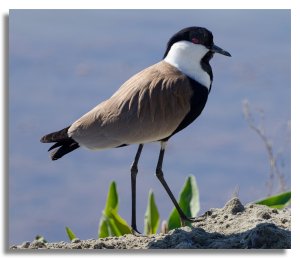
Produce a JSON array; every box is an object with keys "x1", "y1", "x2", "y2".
[
  {"x1": 130, "y1": 144, "x2": 144, "y2": 234},
  {"x1": 155, "y1": 141, "x2": 200, "y2": 224}
]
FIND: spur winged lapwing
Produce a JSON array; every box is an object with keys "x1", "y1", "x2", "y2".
[{"x1": 41, "y1": 26, "x2": 231, "y2": 233}]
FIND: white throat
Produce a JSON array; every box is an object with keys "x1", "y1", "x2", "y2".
[{"x1": 164, "y1": 41, "x2": 211, "y2": 90}]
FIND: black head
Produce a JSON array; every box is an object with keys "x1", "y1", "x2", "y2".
[{"x1": 163, "y1": 26, "x2": 231, "y2": 58}]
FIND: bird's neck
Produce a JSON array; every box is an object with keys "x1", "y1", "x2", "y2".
[{"x1": 164, "y1": 41, "x2": 212, "y2": 90}]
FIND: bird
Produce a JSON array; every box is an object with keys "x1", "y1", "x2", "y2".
[{"x1": 40, "y1": 26, "x2": 231, "y2": 234}]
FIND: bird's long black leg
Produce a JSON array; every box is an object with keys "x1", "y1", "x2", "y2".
[
  {"x1": 130, "y1": 144, "x2": 144, "y2": 234},
  {"x1": 156, "y1": 141, "x2": 200, "y2": 224}
]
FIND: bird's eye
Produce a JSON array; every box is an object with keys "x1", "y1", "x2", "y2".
[{"x1": 191, "y1": 37, "x2": 200, "y2": 44}]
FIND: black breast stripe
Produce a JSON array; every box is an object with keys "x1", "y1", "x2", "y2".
[{"x1": 162, "y1": 78, "x2": 209, "y2": 141}]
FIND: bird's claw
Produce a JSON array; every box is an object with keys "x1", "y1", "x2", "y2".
[
  {"x1": 181, "y1": 216, "x2": 201, "y2": 223},
  {"x1": 131, "y1": 227, "x2": 142, "y2": 236}
]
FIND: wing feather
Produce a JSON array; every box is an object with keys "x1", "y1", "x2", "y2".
[{"x1": 68, "y1": 61, "x2": 193, "y2": 149}]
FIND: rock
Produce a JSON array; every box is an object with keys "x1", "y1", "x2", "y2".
[
  {"x1": 244, "y1": 223, "x2": 290, "y2": 249},
  {"x1": 223, "y1": 197, "x2": 245, "y2": 215},
  {"x1": 9, "y1": 198, "x2": 290, "y2": 249},
  {"x1": 28, "y1": 240, "x2": 46, "y2": 249}
]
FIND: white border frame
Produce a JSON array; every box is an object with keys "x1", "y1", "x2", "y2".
[{"x1": 1, "y1": 1, "x2": 297, "y2": 256}]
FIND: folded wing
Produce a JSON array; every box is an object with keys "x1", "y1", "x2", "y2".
[{"x1": 68, "y1": 61, "x2": 194, "y2": 150}]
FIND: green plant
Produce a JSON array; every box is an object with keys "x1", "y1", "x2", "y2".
[
  {"x1": 65, "y1": 226, "x2": 77, "y2": 241},
  {"x1": 96, "y1": 175, "x2": 200, "y2": 237},
  {"x1": 65, "y1": 176, "x2": 291, "y2": 241},
  {"x1": 144, "y1": 190, "x2": 160, "y2": 235},
  {"x1": 65, "y1": 176, "x2": 200, "y2": 240},
  {"x1": 167, "y1": 175, "x2": 200, "y2": 230},
  {"x1": 254, "y1": 191, "x2": 291, "y2": 209},
  {"x1": 98, "y1": 181, "x2": 131, "y2": 238}
]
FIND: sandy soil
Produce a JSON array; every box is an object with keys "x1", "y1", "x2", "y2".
[{"x1": 10, "y1": 198, "x2": 291, "y2": 249}]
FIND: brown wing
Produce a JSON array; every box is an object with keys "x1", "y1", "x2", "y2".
[{"x1": 68, "y1": 61, "x2": 193, "y2": 150}]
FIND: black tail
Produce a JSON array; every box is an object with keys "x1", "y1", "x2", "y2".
[{"x1": 40, "y1": 126, "x2": 79, "y2": 160}]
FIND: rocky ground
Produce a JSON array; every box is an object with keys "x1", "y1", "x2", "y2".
[{"x1": 10, "y1": 198, "x2": 291, "y2": 249}]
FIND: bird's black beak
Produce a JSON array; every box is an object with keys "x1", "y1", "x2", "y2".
[{"x1": 211, "y1": 44, "x2": 231, "y2": 57}]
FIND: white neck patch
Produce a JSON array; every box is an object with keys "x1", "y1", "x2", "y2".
[{"x1": 164, "y1": 41, "x2": 211, "y2": 90}]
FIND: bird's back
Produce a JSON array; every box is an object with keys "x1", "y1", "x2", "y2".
[{"x1": 68, "y1": 61, "x2": 194, "y2": 150}]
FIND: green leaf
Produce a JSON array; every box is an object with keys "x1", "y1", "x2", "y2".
[
  {"x1": 255, "y1": 191, "x2": 291, "y2": 209},
  {"x1": 98, "y1": 217, "x2": 110, "y2": 238},
  {"x1": 65, "y1": 226, "x2": 77, "y2": 241},
  {"x1": 107, "y1": 216, "x2": 122, "y2": 236},
  {"x1": 109, "y1": 209, "x2": 132, "y2": 235},
  {"x1": 168, "y1": 175, "x2": 200, "y2": 230},
  {"x1": 104, "y1": 181, "x2": 118, "y2": 216},
  {"x1": 144, "y1": 190, "x2": 160, "y2": 235},
  {"x1": 98, "y1": 181, "x2": 131, "y2": 238},
  {"x1": 98, "y1": 211, "x2": 131, "y2": 238}
]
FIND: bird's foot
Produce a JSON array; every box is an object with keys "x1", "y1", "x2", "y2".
[
  {"x1": 180, "y1": 215, "x2": 202, "y2": 227},
  {"x1": 131, "y1": 227, "x2": 142, "y2": 236}
]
